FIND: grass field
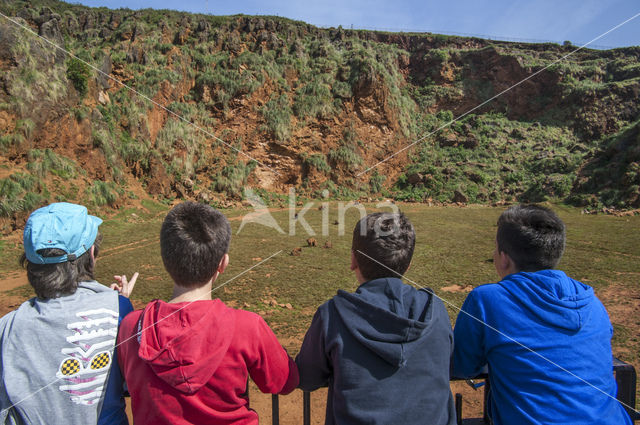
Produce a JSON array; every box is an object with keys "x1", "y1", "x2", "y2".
[{"x1": 1, "y1": 201, "x2": 639, "y2": 411}]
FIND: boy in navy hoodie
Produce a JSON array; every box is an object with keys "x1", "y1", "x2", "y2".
[
  {"x1": 453, "y1": 204, "x2": 632, "y2": 425},
  {"x1": 296, "y1": 212, "x2": 456, "y2": 425}
]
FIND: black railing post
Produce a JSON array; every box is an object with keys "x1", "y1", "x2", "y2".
[
  {"x1": 303, "y1": 391, "x2": 311, "y2": 425},
  {"x1": 613, "y1": 357, "x2": 639, "y2": 421},
  {"x1": 455, "y1": 393, "x2": 463, "y2": 425},
  {"x1": 272, "y1": 394, "x2": 279, "y2": 425},
  {"x1": 483, "y1": 378, "x2": 491, "y2": 424}
]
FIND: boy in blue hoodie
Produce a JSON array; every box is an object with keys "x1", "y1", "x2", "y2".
[
  {"x1": 453, "y1": 204, "x2": 632, "y2": 425},
  {"x1": 296, "y1": 212, "x2": 456, "y2": 425}
]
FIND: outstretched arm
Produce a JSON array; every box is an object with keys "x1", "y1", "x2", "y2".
[
  {"x1": 247, "y1": 315, "x2": 299, "y2": 395},
  {"x1": 295, "y1": 308, "x2": 332, "y2": 391},
  {"x1": 452, "y1": 291, "x2": 488, "y2": 378}
]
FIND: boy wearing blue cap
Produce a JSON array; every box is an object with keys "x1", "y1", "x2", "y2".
[{"x1": 0, "y1": 202, "x2": 136, "y2": 425}]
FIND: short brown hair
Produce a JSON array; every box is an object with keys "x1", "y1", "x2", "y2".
[
  {"x1": 497, "y1": 204, "x2": 565, "y2": 271},
  {"x1": 160, "y1": 202, "x2": 231, "y2": 288},
  {"x1": 352, "y1": 212, "x2": 415, "y2": 281}
]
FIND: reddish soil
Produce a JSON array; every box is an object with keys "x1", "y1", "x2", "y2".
[{"x1": 0, "y1": 272, "x2": 30, "y2": 314}]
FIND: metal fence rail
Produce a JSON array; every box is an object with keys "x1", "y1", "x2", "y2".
[{"x1": 270, "y1": 358, "x2": 638, "y2": 424}]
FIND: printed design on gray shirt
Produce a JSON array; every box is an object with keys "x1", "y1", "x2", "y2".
[{"x1": 56, "y1": 308, "x2": 118, "y2": 406}]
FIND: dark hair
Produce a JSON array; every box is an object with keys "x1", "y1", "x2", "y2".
[
  {"x1": 496, "y1": 204, "x2": 566, "y2": 272},
  {"x1": 160, "y1": 202, "x2": 231, "y2": 288},
  {"x1": 352, "y1": 212, "x2": 415, "y2": 281},
  {"x1": 20, "y1": 232, "x2": 102, "y2": 299}
]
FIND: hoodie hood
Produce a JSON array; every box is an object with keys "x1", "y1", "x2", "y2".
[
  {"x1": 137, "y1": 299, "x2": 236, "y2": 394},
  {"x1": 333, "y1": 277, "x2": 435, "y2": 367},
  {"x1": 498, "y1": 270, "x2": 596, "y2": 332}
]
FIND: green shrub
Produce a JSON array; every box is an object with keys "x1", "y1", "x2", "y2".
[
  {"x1": 119, "y1": 132, "x2": 150, "y2": 169},
  {"x1": 332, "y1": 81, "x2": 352, "y2": 99},
  {"x1": 92, "y1": 129, "x2": 125, "y2": 182},
  {"x1": 431, "y1": 49, "x2": 450, "y2": 62},
  {"x1": 342, "y1": 125, "x2": 357, "y2": 143},
  {"x1": 16, "y1": 118, "x2": 35, "y2": 140},
  {"x1": 67, "y1": 58, "x2": 92, "y2": 97},
  {"x1": 0, "y1": 133, "x2": 24, "y2": 150},
  {"x1": 156, "y1": 117, "x2": 206, "y2": 179},
  {"x1": 5, "y1": 33, "x2": 66, "y2": 112},
  {"x1": 346, "y1": 48, "x2": 376, "y2": 87},
  {"x1": 328, "y1": 146, "x2": 362, "y2": 169},
  {"x1": 520, "y1": 179, "x2": 549, "y2": 203},
  {"x1": 93, "y1": 129, "x2": 117, "y2": 167},
  {"x1": 436, "y1": 110, "x2": 454, "y2": 123},
  {"x1": 71, "y1": 106, "x2": 89, "y2": 121},
  {"x1": 293, "y1": 81, "x2": 334, "y2": 119},
  {"x1": 111, "y1": 50, "x2": 127, "y2": 65},
  {"x1": 303, "y1": 154, "x2": 330, "y2": 173},
  {"x1": 0, "y1": 173, "x2": 45, "y2": 217},
  {"x1": 262, "y1": 94, "x2": 292, "y2": 141},
  {"x1": 369, "y1": 170, "x2": 386, "y2": 193},
  {"x1": 193, "y1": 51, "x2": 217, "y2": 69},
  {"x1": 142, "y1": 67, "x2": 182, "y2": 87},
  {"x1": 323, "y1": 179, "x2": 366, "y2": 199},
  {"x1": 87, "y1": 180, "x2": 122, "y2": 207},
  {"x1": 196, "y1": 68, "x2": 262, "y2": 109},
  {"x1": 212, "y1": 160, "x2": 257, "y2": 198},
  {"x1": 156, "y1": 42, "x2": 173, "y2": 54},
  {"x1": 547, "y1": 174, "x2": 574, "y2": 197},
  {"x1": 27, "y1": 149, "x2": 77, "y2": 179}
]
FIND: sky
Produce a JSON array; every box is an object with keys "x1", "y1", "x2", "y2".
[{"x1": 65, "y1": 0, "x2": 640, "y2": 49}]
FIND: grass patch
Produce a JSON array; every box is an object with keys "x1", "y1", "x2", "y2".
[
  {"x1": 293, "y1": 81, "x2": 335, "y2": 120},
  {"x1": 86, "y1": 180, "x2": 123, "y2": 207},
  {"x1": 212, "y1": 160, "x2": 257, "y2": 198},
  {"x1": 262, "y1": 94, "x2": 292, "y2": 142},
  {"x1": 27, "y1": 149, "x2": 78, "y2": 179},
  {"x1": 67, "y1": 57, "x2": 92, "y2": 98},
  {"x1": 0, "y1": 202, "x2": 638, "y2": 403},
  {"x1": 303, "y1": 153, "x2": 331, "y2": 174},
  {"x1": 0, "y1": 173, "x2": 46, "y2": 217}
]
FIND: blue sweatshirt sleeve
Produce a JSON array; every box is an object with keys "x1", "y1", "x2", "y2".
[
  {"x1": 97, "y1": 295, "x2": 133, "y2": 425},
  {"x1": 452, "y1": 290, "x2": 488, "y2": 378},
  {"x1": 295, "y1": 305, "x2": 332, "y2": 391}
]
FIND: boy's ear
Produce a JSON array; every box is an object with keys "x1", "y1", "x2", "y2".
[
  {"x1": 217, "y1": 253, "x2": 229, "y2": 274},
  {"x1": 350, "y1": 251, "x2": 358, "y2": 271},
  {"x1": 496, "y1": 250, "x2": 517, "y2": 277},
  {"x1": 90, "y1": 245, "x2": 96, "y2": 262}
]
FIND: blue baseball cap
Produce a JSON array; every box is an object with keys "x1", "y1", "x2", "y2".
[{"x1": 23, "y1": 202, "x2": 103, "y2": 264}]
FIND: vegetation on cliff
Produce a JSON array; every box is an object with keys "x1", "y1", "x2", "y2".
[{"x1": 0, "y1": 0, "x2": 639, "y2": 226}]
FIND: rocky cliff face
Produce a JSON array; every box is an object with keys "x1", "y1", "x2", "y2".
[{"x1": 0, "y1": 0, "x2": 639, "y2": 228}]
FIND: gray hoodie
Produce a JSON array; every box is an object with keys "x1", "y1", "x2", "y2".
[{"x1": 0, "y1": 281, "x2": 123, "y2": 425}]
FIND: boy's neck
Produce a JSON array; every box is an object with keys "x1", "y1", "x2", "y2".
[{"x1": 170, "y1": 279, "x2": 214, "y2": 303}]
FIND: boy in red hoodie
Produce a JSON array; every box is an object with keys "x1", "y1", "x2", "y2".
[{"x1": 117, "y1": 202, "x2": 298, "y2": 425}]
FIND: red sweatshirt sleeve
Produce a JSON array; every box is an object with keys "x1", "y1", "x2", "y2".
[{"x1": 244, "y1": 313, "x2": 299, "y2": 395}]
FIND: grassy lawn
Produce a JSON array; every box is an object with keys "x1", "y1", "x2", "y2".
[{"x1": 2, "y1": 201, "x2": 639, "y2": 407}]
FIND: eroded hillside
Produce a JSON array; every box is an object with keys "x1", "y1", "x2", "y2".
[{"x1": 1, "y1": 0, "x2": 639, "y2": 230}]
